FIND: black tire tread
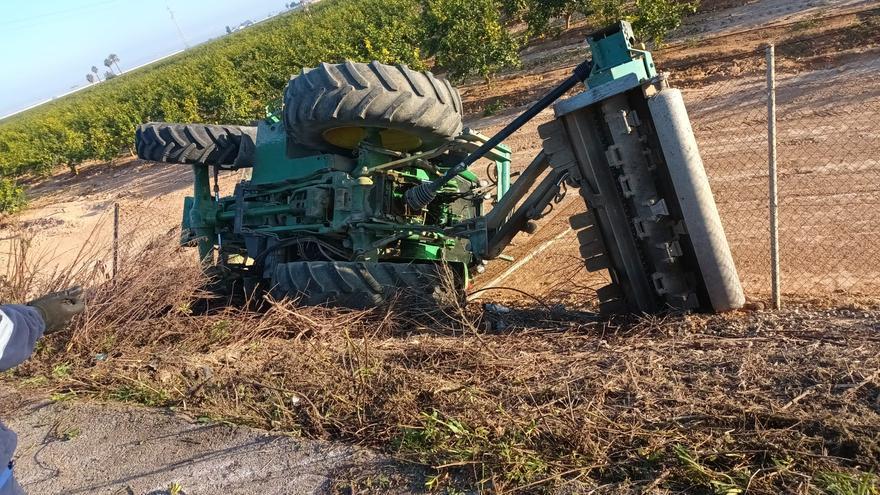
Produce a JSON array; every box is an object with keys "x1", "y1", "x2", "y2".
[
  {"x1": 136, "y1": 122, "x2": 257, "y2": 167},
  {"x1": 284, "y1": 61, "x2": 463, "y2": 152},
  {"x1": 270, "y1": 261, "x2": 457, "y2": 309}
]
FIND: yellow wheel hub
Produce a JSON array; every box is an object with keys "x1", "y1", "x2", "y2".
[{"x1": 322, "y1": 126, "x2": 423, "y2": 152}]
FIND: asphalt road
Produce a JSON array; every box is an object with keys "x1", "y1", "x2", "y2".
[{"x1": 0, "y1": 387, "x2": 417, "y2": 495}]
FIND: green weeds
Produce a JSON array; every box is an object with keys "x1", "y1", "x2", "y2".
[
  {"x1": 816, "y1": 471, "x2": 879, "y2": 495},
  {"x1": 49, "y1": 390, "x2": 77, "y2": 402},
  {"x1": 483, "y1": 99, "x2": 509, "y2": 116},
  {"x1": 6, "y1": 237, "x2": 878, "y2": 494},
  {"x1": 399, "y1": 410, "x2": 551, "y2": 490},
  {"x1": 51, "y1": 362, "x2": 72, "y2": 379},
  {"x1": 110, "y1": 383, "x2": 172, "y2": 407}
]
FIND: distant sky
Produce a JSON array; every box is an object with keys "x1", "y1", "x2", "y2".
[{"x1": 0, "y1": 0, "x2": 285, "y2": 117}]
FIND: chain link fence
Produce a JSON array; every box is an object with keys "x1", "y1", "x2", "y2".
[
  {"x1": 677, "y1": 49, "x2": 772, "y2": 297},
  {"x1": 773, "y1": 37, "x2": 880, "y2": 298},
  {"x1": 485, "y1": 19, "x2": 880, "y2": 307},
  {"x1": 76, "y1": 26, "x2": 880, "y2": 307},
  {"x1": 111, "y1": 201, "x2": 185, "y2": 274},
  {"x1": 678, "y1": 31, "x2": 880, "y2": 302}
]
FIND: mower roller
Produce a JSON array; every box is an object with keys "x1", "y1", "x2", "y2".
[{"x1": 135, "y1": 21, "x2": 744, "y2": 314}]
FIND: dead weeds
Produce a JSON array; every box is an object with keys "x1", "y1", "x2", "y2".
[{"x1": 1, "y1": 231, "x2": 879, "y2": 494}]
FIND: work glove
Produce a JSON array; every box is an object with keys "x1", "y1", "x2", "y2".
[{"x1": 27, "y1": 286, "x2": 86, "y2": 334}]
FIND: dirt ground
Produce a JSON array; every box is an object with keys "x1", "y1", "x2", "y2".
[
  {"x1": 1, "y1": 0, "x2": 879, "y2": 493},
  {"x1": 5, "y1": 283, "x2": 879, "y2": 493}
]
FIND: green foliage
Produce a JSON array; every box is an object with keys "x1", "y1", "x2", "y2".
[
  {"x1": 0, "y1": 178, "x2": 25, "y2": 213},
  {"x1": 590, "y1": 0, "x2": 629, "y2": 26},
  {"x1": 673, "y1": 444, "x2": 749, "y2": 494},
  {"x1": 498, "y1": 0, "x2": 529, "y2": 23},
  {"x1": 522, "y1": 0, "x2": 591, "y2": 36},
  {"x1": 424, "y1": 0, "x2": 521, "y2": 83},
  {"x1": 483, "y1": 98, "x2": 508, "y2": 116},
  {"x1": 60, "y1": 427, "x2": 81, "y2": 441},
  {"x1": 506, "y1": 0, "x2": 694, "y2": 44},
  {"x1": 0, "y1": 0, "x2": 479, "y2": 213},
  {"x1": 398, "y1": 410, "x2": 550, "y2": 488},
  {"x1": 49, "y1": 390, "x2": 77, "y2": 402},
  {"x1": 632, "y1": 0, "x2": 698, "y2": 45},
  {"x1": 51, "y1": 362, "x2": 72, "y2": 379},
  {"x1": 0, "y1": 0, "x2": 429, "y2": 209},
  {"x1": 110, "y1": 383, "x2": 172, "y2": 407}
]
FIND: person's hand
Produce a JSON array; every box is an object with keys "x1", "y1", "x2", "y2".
[{"x1": 28, "y1": 286, "x2": 85, "y2": 334}]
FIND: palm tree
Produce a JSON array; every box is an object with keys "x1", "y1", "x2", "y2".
[
  {"x1": 108, "y1": 53, "x2": 122, "y2": 74},
  {"x1": 86, "y1": 73, "x2": 96, "y2": 84},
  {"x1": 91, "y1": 65, "x2": 102, "y2": 81}
]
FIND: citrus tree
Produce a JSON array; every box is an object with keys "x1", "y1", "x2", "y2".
[
  {"x1": 523, "y1": 0, "x2": 592, "y2": 34},
  {"x1": 423, "y1": 0, "x2": 520, "y2": 84},
  {"x1": 632, "y1": 0, "x2": 698, "y2": 45},
  {"x1": 0, "y1": 0, "x2": 697, "y2": 213}
]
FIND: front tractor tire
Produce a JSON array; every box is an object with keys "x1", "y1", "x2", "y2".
[{"x1": 135, "y1": 123, "x2": 257, "y2": 168}]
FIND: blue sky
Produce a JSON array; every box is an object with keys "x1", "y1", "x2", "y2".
[{"x1": 0, "y1": 0, "x2": 285, "y2": 117}]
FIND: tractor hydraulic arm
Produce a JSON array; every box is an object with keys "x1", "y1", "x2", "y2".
[
  {"x1": 485, "y1": 167, "x2": 569, "y2": 260},
  {"x1": 480, "y1": 152, "x2": 571, "y2": 260},
  {"x1": 405, "y1": 59, "x2": 593, "y2": 211}
]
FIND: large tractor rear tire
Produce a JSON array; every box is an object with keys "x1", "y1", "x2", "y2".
[
  {"x1": 284, "y1": 61, "x2": 463, "y2": 153},
  {"x1": 136, "y1": 123, "x2": 257, "y2": 168},
  {"x1": 270, "y1": 261, "x2": 460, "y2": 309}
]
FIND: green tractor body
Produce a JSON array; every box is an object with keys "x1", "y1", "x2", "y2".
[
  {"x1": 137, "y1": 22, "x2": 746, "y2": 313},
  {"x1": 183, "y1": 119, "x2": 511, "y2": 298}
]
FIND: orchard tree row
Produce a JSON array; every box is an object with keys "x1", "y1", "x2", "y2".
[{"x1": 0, "y1": 0, "x2": 696, "y2": 212}]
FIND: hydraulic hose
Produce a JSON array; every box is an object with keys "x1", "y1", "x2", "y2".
[{"x1": 405, "y1": 59, "x2": 593, "y2": 210}]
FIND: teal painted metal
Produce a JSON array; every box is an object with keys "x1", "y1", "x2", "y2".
[
  {"x1": 585, "y1": 21, "x2": 657, "y2": 88},
  {"x1": 456, "y1": 129, "x2": 511, "y2": 201},
  {"x1": 251, "y1": 121, "x2": 356, "y2": 185},
  {"x1": 460, "y1": 129, "x2": 511, "y2": 162},
  {"x1": 181, "y1": 129, "x2": 495, "y2": 269},
  {"x1": 176, "y1": 20, "x2": 659, "y2": 297},
  {"x1": 503, "y1": 161, "x2": 510, "y2": 196},
  {"x1": 190, "y1": 164, "x2": 215, "y2": 260}
]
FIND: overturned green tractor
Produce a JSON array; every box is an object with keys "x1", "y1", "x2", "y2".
[{"x1": 136, "y1": 22, "x2": 744, "y2": 313}]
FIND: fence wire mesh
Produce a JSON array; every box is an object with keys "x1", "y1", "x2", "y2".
[
  {"x1": 89, "y1": 27, "x2": 880, "y2": 306},
  {"x1": 772, "y1": 37, "x2": 880, "y2": 297},
  {"x1": 675, "y1": 30, "x2": 880, "y2": 300},
  {"x1": 677, "y1": 49, "x2": 772, "y2": 297},
  {"x1": 490, "y1": 19, "x2": 880, "y2": 306}
]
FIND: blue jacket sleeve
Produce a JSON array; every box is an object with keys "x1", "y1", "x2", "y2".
[{"x1": 0, "y1": 305, "x2": 46, "y2": 372}]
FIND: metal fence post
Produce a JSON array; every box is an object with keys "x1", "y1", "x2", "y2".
[
  {"x1": 113, "y1": 202, "x2": 120, "y2": 278},
  {"x1": 767, "y1": 44, "x2": 781, "y2": 309}
]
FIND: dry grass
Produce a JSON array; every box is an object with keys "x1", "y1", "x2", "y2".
[{"x1": 1, "y1": 229, "x2": 879, "y2": 494}]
